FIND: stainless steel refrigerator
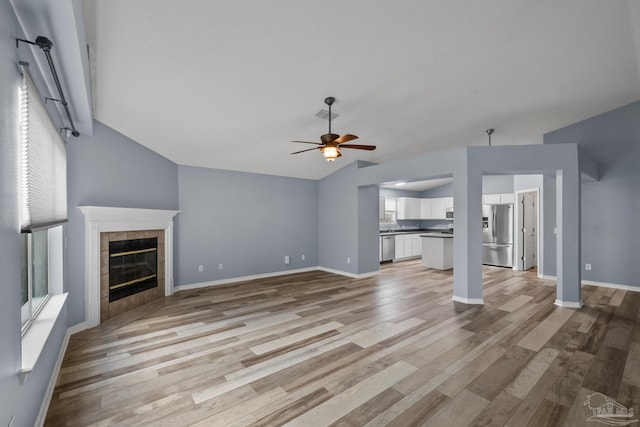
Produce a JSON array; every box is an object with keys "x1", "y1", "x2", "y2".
[{"x1": 482, "y1": 204, "x2": 513, "y2": 267}]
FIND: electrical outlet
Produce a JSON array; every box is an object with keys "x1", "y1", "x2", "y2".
[
  {"x1": 218, "y1": 263, "x2": 224, "y2": 270},
  {"x1": 347, "y1": 257, "x2": 351, "y2": 264},
  {"x1": 301, "y1": 254, "x2": 305, "y2": 261},
  {"x1": 198, "y1": 265, "x2": 203, "y2": 272},
  {"x1": 284, "y1": 255, "x2": 290, "y2": 265},
  {"x1": 585, "y1": 263, "x2": 592, "y2": 271}
]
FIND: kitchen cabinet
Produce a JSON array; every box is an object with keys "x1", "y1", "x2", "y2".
[
  {"x1": 395, "y1": 235, "x2": 404, "y2": 259},
  {"x1": 384, "y1": 197, "x2": 397, "y2": 211},
  {"x1": 394, "y1": 233, "x2": 422, "y2": 259},
  {"x1": 483, "y1": 193, "x2": 515, "y2": 205},
  {"x1": 397, "y1": 197, "x2": 421, "y2": 220},
  {"x1": 379, "y1": 198, "x2": 385, "y2": 219},
  {"x1": 483, "y1": 194, "x2": 502, "y2": 205},
  {"x1": 419, "y1": 197, "x2": 453, "y2": 219},
  {"x1": 431, "y1": 198, "x2": 448, "y2": 219},
  {"x1": 421, "y1": 235, "x2": 453, "y2": 269},
  {"x1": 420, "y1": 199, "x2": 432, "y2": 219},
  {"x1": 500, "y1": 193, "x2": 515, "y2": 204}
]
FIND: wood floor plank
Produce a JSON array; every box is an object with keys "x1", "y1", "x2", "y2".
[{"x1": 282, "y1": 361, "x2": 418, "y2": 427}]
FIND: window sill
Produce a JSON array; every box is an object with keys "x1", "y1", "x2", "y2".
[{"x1": 19, "y1": 293, "x2": 68, "y2": 384}]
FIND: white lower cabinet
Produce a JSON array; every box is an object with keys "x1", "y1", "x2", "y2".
[{"x1": 394, "y1": 233, "x2": 423, "y2": 260}]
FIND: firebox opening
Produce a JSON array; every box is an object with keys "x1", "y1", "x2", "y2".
[{"x1": 109, "y1": 237, "x2": 158, "y2": 302}]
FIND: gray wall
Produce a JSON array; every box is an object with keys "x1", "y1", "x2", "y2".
[
  {"x1": 358, "y1": 185, "x2": 381, "y2": 274},
  {"x1": 176, "y1": 166, "x2": 318, "y2": 285},
  {"x1": 543, "y1": 101, "x2": 640, "y2": 286},
  {"x1": 0, "y1": 2, "x2": 70, "y2": 425},
  {"x1": 66, "y1": 121, "x2": 179, "y2": 325},
  {"x1": 482, "y1": 175, "x2": 514, "y2": 194},
  {"x1": 318, "y1": 162, "x2": 360, "y2": 274}
]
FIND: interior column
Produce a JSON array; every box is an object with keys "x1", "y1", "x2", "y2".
[
  {"x1": 555, "y1": 168, "x2": 582, "y2": 307},
  {"x1": 452, "y1": 158, "x2": 483, "y2": 303}
]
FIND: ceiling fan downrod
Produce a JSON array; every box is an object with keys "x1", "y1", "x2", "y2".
[{"x1": 325, "y1": 96, "x2": 335, "y2": 135}]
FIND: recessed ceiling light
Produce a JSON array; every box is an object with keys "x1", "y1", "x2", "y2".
[{"x1": 395, "y1": 182, "x2": 406, "y2": 186}]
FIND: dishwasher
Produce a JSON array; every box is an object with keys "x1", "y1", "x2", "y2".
[{"x1": 380, "y1": 235, "x2": 395, "y2": 263}]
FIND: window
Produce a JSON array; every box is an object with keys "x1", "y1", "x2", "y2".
[
  {"x1": 21, "y1": 230, "x2": 51, "y2": 332},
  {"x1": 19, "y1": 67, "x2": 67, "y2": 335}
]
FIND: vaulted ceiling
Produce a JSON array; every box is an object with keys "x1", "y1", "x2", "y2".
[{"x1": 82, "y1": 0, "x2": 640, "y2": 179}]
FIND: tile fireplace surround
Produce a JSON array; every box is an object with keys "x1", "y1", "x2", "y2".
[{"x1": 79, "y1": 206, "x2": 179, "y2": 328}]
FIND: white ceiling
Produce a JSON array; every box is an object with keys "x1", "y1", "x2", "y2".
[{"x1": 82, "y1": 0, "x2": 640, "y2": 180}]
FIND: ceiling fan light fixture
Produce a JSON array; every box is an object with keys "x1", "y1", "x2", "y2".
[{"x1": 321, "y1": 146, "x2": 340, "y2": 162}]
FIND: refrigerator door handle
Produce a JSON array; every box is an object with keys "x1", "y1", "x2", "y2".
[{"x1": 492, "y1": 210, "x2": 497, "y2": 241}]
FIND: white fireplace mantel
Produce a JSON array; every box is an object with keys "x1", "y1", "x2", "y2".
[{"x1": 79, "y1": 206, "x2": 180, "y2": 328}]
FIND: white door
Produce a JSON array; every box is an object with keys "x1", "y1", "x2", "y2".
[{"x1": 522, "y1": 192, "x2": 537, "y2": 270}]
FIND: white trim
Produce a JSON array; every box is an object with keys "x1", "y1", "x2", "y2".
[
  {"x1": 514, "y1": 187, "x2": 541, "y2": 272},
  {"x1": 555, "y1": 299, "x2": 582, "y2": 308},
  {"x1": 540, "y1": 274, "x2": 556, "y2": 281},
  {"x1": 174, "y1": 267, "x2": 380, "y2": 293},
  {"x1": 67, "y1": 321, "x2": 89, "y2": 335},
  {"x1": 78, "y1": 206, "x2": 179, "y2": 328},
  {"x1": 34, "y1": 326, "x2": 71, "y2": 427},
  {"x1": 173, "y1": 267, "x2": 320, "y2": 292},
  {"x1": 20, "y1": 293, "x2": 68, "y2": 382},
  {"x1": 581, "y1": 279, "x2": 640, "y2": 292},
  {"x1": 538, "y1": 274, "x2": 639, "y2": 293},
  {"x1": 452, "y1": 295, "x2": 484, "y2": 305},
  {"x1": 317, "y1": 267, "x2": 380, "y2": 279}
]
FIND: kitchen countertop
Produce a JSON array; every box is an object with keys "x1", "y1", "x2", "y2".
[
  {"x1": 379, "y1": 229, "x2": 453, "y2": 236},
  {"x1": 420, "y1": 233, "x2": 454, "y2": 238}
]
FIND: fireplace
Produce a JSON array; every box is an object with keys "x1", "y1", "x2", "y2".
[
  {"x1": 79, "y1": 206, "x2": 179, "y2": 328},
  {"x1": 109, "y1": 237, "x2": 158, "y2": 302},
  {"x1": 100, "y1": 230, "x2": 165, "y2": 321}
]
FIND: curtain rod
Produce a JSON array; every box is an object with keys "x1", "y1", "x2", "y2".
[{"x1": 17, "y1": 36, "x2": 80, "y2": 137}]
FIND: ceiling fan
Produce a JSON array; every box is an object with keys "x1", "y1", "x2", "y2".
[{"x1": 291, "y1": 97, "x2": 376, "y2": 162}]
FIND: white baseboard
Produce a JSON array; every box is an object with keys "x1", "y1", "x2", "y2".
[
  {"x1": 316, "y1": 267, "x2": 379, "y2": 279},
  {"x1": 174, "y1": 266, "x2": 380, "y2": 293},
  {"x1": 537, "y1": 275, "x2": 639, "y2": 293},
  {"x1": 555, "y1": 299, "x2": 582, "y2": 308},
  {"x1": 452, "y1": 296, "x2": 484, "y2": 305},
  {"x1": 173, "y1": 267, "x2": 322, "y2": 292},
  {"x1": 67, "y1": 321, "x2": 89, "y2": 335},
  {"x1": 35, "y1": 327, "x2": 71, "y2": 427},
  {"x1": 581, "y1": 279, "x2": 640, "y2": 292}
]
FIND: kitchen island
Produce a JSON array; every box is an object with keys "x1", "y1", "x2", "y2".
[{"x1": 420, "y1": 233, "x2": 453, "y2": 270}]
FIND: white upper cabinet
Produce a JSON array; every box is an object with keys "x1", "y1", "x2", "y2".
[
  {"x1": 384, "y1": 197, "x2": 397, "y2": 212},
  {"x1": 420, "y1": 199, "x2": 432, "y2": 219},
  {"x1": 500, "y1": 193, "x2": 515, "y2": 204},
  {"x1": 483, "y1": 194, "x2": 502, "y2": 205},
  {"x1": 444, "y1": 197, "x2": 454, "y2": 210},
  {"x1": 393, "y1": 196, "x2": 455, "y2": 220},
  {"x1": 483, "y1": 193, "x2": 515, "y2": 205},
  {"x1": 397, "y1": 197, "x2": 421, "y2": 220},
  {"x1": 431, "y1": 198, "x2": 448, "y2": 219}
]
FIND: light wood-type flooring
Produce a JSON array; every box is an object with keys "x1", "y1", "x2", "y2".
[{"x1": 46, "y1": 260, "x2": 640, "y2": 426}]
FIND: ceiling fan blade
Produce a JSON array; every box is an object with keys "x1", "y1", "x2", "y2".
[
  {"x1": 292, "y1": 140, "x2": 322, "y2": 145},
  {"x1": 339, "y1": 144, "x2": 376, "y2": 151},
  {"x1": 291, "y1": 147, "x2": 321, "y2": 155},
  {"x1": 335, "y1": 134, "x2": 359, "y2": 144}
]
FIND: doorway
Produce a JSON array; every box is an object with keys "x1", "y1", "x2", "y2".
[{"x1": 515, "y1": 189, "x2": 539, "y2": 271}]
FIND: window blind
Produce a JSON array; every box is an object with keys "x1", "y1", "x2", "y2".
[{"x1": 20, "y1": 70, "x2": 67, "y2": 232}]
